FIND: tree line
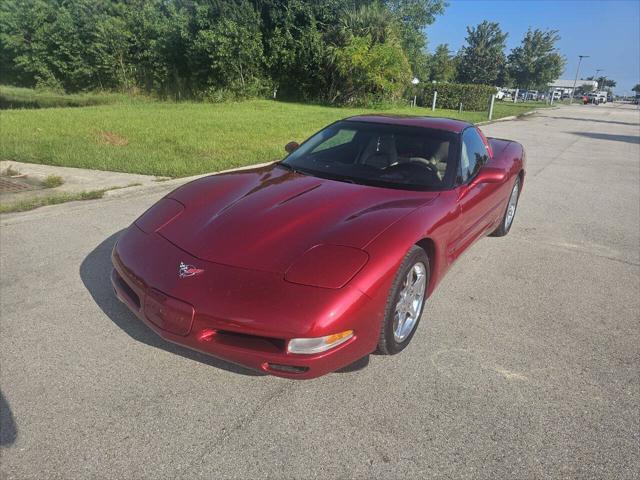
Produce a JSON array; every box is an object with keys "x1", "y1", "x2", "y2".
[
  {"x1": 0, "y1": 1, "x2": 566, "y2": 104},
  {"x1": 431, "y1": 21, "x2": 565, "y2": 92}
]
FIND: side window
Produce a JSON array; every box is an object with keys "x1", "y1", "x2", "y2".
[{"x1": 459, "y1": 128, "x2": 490, "y2": 183}]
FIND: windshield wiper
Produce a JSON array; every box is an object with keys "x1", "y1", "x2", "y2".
[
  {"x1": 309, "y1": 171, "x2": 361, "y2": 185},
  {"x1": 276, "y1": 162, "x2": 309, "y2": 176}
]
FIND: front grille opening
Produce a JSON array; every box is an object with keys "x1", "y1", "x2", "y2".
[
  {"x1": 114, "y1": 271, "x2": 141, "y2": 309},
  {"x1": 215, "y1": 330, "x2": 286, "y2": 353}
]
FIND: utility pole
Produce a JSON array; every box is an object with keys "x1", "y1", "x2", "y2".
[{"x1": 570, "y1": 55, "x2": 589, "y2": 104}]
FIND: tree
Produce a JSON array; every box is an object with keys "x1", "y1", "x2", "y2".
[
  {"x1": 0, "y1": 0, "x2": 442, "y2": 103},
  {"x1": 586, "y1": 76, "x2": 616, "y2": 89},
  {"x1": 577, "y1": 83, "x2": 595, "y2": 94},
  {"x1": 633, "y1": 84, "x2": 640, "y2": 93},
  {"x1": 456, "y1": 21, "x2": 508, "y2": 85},
  {"x1": 507, "y1": 28, "x2": 564, "y2": 90},
  {"x1": 330, "y1": 34, "x2": 410, "y2": 103},
  {"x1": 190, "y1": 1, "x2": 265, "y2": 92},
  {"x1": 384, "y1": 0, "x2": 447, "y2": 79},
  {"x1": 429, "y1": 43, "x2": 455, "y2": 82}
]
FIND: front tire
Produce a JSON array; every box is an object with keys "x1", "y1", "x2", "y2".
[
  {"x1": 376, "y1": 246, "x2": 429, "y2": 355},
  {"x1": 491, "y1": 177, "x2": 520, "y2": 237}
]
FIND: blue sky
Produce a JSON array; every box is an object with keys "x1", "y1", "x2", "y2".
[{"x1": 426, "y1": 0, "x2": 640, "y2": 94}]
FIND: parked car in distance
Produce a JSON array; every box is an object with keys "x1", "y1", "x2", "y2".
[
  {"x1": 112, "y1": 116, "x2": 526, "y2": 379},
  {"x1": 589, "y1": 91, "x2": 608, "y2": 104}
]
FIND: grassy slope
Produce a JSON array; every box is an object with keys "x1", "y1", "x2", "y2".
[{"x1": 0, "y1": 95, "x2": 546, "y2": 178}]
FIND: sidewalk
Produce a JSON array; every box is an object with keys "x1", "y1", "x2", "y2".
[{"x1": 0, "y1": 160, "x2": 165, "y2": 208}]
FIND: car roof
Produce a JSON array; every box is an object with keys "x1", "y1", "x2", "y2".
[{"x1": 344, "y1": 114, "x2": 472, "y2": 134}]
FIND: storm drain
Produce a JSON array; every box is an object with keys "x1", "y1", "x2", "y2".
[{"x1": 0, "y1": 176, "x2": 42, "y2": 194}]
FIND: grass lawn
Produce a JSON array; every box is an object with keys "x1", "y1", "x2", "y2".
[{"x1": 1, "y1": 91, "x2": 547, "y2": 178}]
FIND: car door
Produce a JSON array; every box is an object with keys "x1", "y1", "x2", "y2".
[{"x1": 451, "y1": 127, "x2": 501, "y2": 258}]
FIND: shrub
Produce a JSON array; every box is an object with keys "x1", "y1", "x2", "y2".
[
  {"x1": 416, "y1": 82, "x2": 496, "y2": 111},
  {"x1": 331, "y1": 34, "x2": 411, "y2": 105}
]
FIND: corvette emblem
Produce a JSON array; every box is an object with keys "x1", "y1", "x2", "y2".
[{"x1": 179, "y1": 262, "x2": 205, "y2": 278}]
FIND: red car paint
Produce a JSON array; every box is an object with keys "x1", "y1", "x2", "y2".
[{"x1": 111, "y1": 116, "x2": 525, "y2": 379}]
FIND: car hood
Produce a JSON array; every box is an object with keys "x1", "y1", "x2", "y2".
[{"x1": 160, "y1": 164, "x2": 438, "y2": 273}]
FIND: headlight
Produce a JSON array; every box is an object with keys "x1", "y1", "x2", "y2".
[
  {"x1": 135, "y1": 198, "x2": 184, "y2": 233},
  {"x1": 287, "y1": 330, "x2": 354, "y2": 354}
]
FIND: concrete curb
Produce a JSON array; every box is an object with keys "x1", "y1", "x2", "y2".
[
  {"x1": 102, "y1": 161, "x2": 275, "y2": 199},
  {"x1": 0, "y1": 161, "x2": 275, "y2": 222},
  {"x1": 476, "y1": 105, "x2": 560, "y2": 126}
]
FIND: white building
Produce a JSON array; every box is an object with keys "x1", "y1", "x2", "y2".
[{"x1": 548, "y1": 79, "x2": 598, "y2": 95}]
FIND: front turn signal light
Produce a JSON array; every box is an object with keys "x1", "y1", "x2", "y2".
[{"x1": 287, "y1": 330, "x2": 354, "y2": 355}]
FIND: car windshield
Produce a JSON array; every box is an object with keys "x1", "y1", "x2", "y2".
[{"x1": 280, "y1": 121, "x2": 459, "y2": 191}]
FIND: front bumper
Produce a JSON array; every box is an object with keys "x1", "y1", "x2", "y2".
[{"x1": 110, "y1": 225, "x2": 381, "y2": 379}]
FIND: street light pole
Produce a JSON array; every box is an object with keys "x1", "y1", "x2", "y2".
[
  {"x1": 570, "y1": 55, "x2": 589, "y2": 104},
  {"x1": 593, "y1": 69, "x2": 602, "y2": 92}
]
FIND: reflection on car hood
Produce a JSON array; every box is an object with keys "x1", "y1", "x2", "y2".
[{"x1": 160, "y1": 164, "x2": 438, "y2": 273}]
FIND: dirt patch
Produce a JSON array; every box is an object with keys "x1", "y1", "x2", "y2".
[{"x1": 97, "y1": 131, "x2": 129, "y2": 146}]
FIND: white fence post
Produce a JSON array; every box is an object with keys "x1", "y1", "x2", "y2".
[
  {"x1": 488, "y1": 94, "x2": 495, "y2": 120},
  {"x1": 431, "y1": 91, "x2": 437, "y2": 111}
]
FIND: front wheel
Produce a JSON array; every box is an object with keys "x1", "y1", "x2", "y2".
[
  {"x1": 491, "y1": 177, "x2": 520, "y2": 237},
  {"x1": 377, "y1": 246, "x2": 429, "y2": 355}
]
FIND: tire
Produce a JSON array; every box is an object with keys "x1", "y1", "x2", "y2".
[
  {"x1": 491, "y1": 176, "x2": 520, "y2": 237},
  {"x1": 376, "y1": 245, "x2": 429, "y2": 355}
]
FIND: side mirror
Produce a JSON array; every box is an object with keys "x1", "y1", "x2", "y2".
[
  {"x1": 470, "y1": 166, "x2": 506, "y2": 186},
  {"x1": 284, "y1": 141, "x2": 299, "y2": 154}
]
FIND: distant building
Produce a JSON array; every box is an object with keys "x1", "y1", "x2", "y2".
[{"x1": 548, "y1": 79, "x2": 598, "y2": 95}]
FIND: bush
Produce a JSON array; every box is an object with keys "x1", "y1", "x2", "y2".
[{"x1": 416, "y1": 82, "x2": 496, "y2": 111}]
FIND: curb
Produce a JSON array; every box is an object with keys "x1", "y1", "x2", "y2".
[
  {"x1": 102, "y1": 161, "x2": 275, "y2": 199},
  {"x1": 476, "y1": 105, "x2": 561, "y2": 126}
]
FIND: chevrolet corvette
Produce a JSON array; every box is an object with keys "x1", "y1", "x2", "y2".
[{"x1": 111, "y1": 115, "x2": 525, "y2": 379}]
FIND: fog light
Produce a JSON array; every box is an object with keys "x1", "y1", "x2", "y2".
[
  {"x1": 287, "y1": 330, "x2": 354, "y2": 354},
  {"x1": 267, "y1": 364, "x2": 309, "y2": 374}
]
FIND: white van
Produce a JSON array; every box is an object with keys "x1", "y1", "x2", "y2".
[{"x1": 589, "y1": 91, "x2": 608, "y2": 104}]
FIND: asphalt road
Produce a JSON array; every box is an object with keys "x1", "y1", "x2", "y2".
[{"x1": 1, "y1": 103, "x2": 639, "y2": 479}]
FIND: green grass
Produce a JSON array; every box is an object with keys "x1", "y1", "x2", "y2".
[
  {"x1": 41, "y1": 174, "x2": 64, "y2": 188},
  {"x1": 0, "y1": 85, "x2": 131, "y2": 109},
  {"x1": 0, "y1": 92, "x2": 547, "y2": 178}
]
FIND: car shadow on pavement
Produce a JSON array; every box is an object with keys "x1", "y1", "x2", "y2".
[
  {"x1": 0, "y1": 391, "x2": 17, "y2": 446},
  {"x1": 79, "y1": 231, "x2": 265, "y2": 376},
  {"x1": 553, "y1": 116, "x2": 639, "y2": 127},
  {"x1": 569, "y1": 131, "x2": 640, "y2": 145}
]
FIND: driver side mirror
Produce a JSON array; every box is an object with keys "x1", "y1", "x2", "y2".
[
  {"x1": 470, "y1": 166, "x2": 506, "y2": 187},
  {"x1": 285, "y1": 141, "x2": 299, "y2": 154}
]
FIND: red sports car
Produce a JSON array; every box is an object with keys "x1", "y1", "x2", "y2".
[{"x1": 112, "y1": 115, "x2": 525, "y2": 379}]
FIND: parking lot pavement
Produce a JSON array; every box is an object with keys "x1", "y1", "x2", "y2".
[{"x1": 1, "y1": 103, "x2": 638, "y2": 479}]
